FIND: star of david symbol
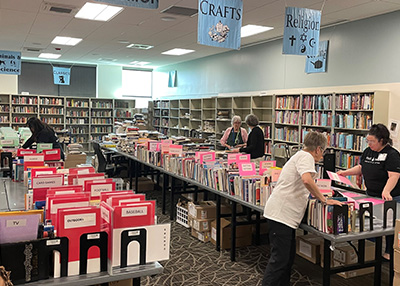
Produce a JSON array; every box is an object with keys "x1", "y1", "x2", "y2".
[{"x1": 300, "y1": 33, "x2": 307, "y2": 42}]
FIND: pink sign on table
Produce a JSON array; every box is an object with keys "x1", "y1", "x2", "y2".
[
  {"x1": 259, "y1": 160, "x2": 276, "y2": 175},
  {"x1": 236, "y1": 154, "x2": 250, "y2": 163},
  {"x1": 227, "y1": 153, "x2": 239, "y2": 165},
  {"x1": 169, "y1": 144, "x2": 183, "y2": 156},
  {"x1": 316, "y1": 179, "x2": 332, "y2": 195},
  {"x1": 148, "y1": 141, "x2": 159, "y2": 152},
  {"x1": 199, "y1": 152, "x2": 215, "y2": 163},
  {"x1": 340, "y1": 191, "x2": 364, "y2": 198},
  {"x1": 238, "y1": 162, "x2": 256, "y2": 176},
  {"x1": 270, "y1": 169, "x2": 282, "y2": 182}
]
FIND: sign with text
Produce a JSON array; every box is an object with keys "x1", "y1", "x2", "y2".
[
  {"x1": 316, "y1": 179, "x2": 332, "y2": 195},
  {"x1": 53, "y1": 67, "x2": 71, "y2": 85},
  {"x1": 236, "y1": 154, "x2": 250, "y2": 163},
  {"x1": 283, "y1": 7, "x2": 321, "y2": 56},
  {"x1": 259, "y1": 160, "x2": 276, "y2": 175},
  {"x1": 169, "y1": 144, "x2": 183, "y2": 156},
  {"x1": 198, "y1": 0, "x2": 243, "y2": 50},
  {"x1": 199, "y1": 152, "x2": 215, "y2": 163},
  {"x1": 94, "y1": 0, "x2": 158, "y2": 9},
  {"x1": 0, "y1": 50, "x2": 21, "y2": 75},
  {"x1": 306, "y1": 40, "x2": 328, "y2": 73},
  {"x1": 238, "y1": 162, "x2": 256, "y2": 176}
]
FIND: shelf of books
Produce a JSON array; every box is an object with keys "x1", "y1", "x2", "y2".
[
  {"x1": 114, "y1": 99, "x2": 135, "y2": 121},
  {"x1": 0, "y1": 94, "x2": 10, "y2": 126},
  {"x1": 66, "y1": 97, "x2": 90, "y2": 151},
  {"x1": 39, "y1": 95, "x2": 65, "y2": 132},
  {"x1": 90, "y1": 98, "x2": 113, "y2": 141},
  {"x1": 11, "y1": 95, "x2": 39, "y2": 128}
]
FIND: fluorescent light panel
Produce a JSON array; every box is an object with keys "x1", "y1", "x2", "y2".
[
  {"x1": 162, "y1": 48, "x2": 195, "y2": 56},
  {"x1": 52, "y1": 36, "x2": 82, "y2": 46},
  {"x1": 39, "y1": 53, "x2": 61, "y2": 59},
  {"x1": 241, "y1": 25, "x2": 274, "y2": 38},
  {"x1": 130, "y1": 61, "x2": 150, "y2": 66},
  {"x1": 75, "y1": 2, "x2": 123, "y2": 21}
]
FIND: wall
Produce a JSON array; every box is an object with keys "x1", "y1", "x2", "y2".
[
  {"x1": 97, "y1": 65, "x2": 122, "y2": 98},
  {"x1": 0, "y1": 74, "x2": 17, "y2": 94}
]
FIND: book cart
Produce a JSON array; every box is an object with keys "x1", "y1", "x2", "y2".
[{"x1": 103, "y1": 146, "x2": 398, "y2": 286}]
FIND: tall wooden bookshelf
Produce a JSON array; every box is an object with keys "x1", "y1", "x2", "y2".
[
  {"x1": 66, "y1": 97, "x2": 90, "y2": 151},
  {"x1": 39, "y1": 95, "x2": 64, "y2": 132},
  {"x1": 114, "y1": 99, "x2": 135, "y2": 121},
  {"x1": 90, "y1": 98, "x2": 114, "y2": 141},
  {"x1": 0, "y1": 94, "x2": 10, "y2": 126}
]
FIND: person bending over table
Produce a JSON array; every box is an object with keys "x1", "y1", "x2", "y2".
[
  {"x1": 220, "y1": 115, "x2": 248, "y2": 149},
  {"x1": 232, "y1": 114, "x2": 264, "y2": 159},
  {"x1": 337, "y1": 123, "x2": 400, "y2": 260},
  {"x1": 262, "y1": 132, "x2": 343, "y2": 286},
  {"x1": 22, "y1": 117, "x2": 65, "y2": 160}
]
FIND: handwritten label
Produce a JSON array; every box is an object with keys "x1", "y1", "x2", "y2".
[
  {"x1": 149, "y1": 142, "x2": 158, "y2": 152},
  {"x1": 91, "y1": 184, "x2": 113, "y2": 197},
  {"x1": 239, "y1": 162, "x2": 256, "y2": 176},
  {"x1": 237, "y1": 154, "x2": 250, "y2": 162},
  {"x1": 24, "y1": 155, "x2": 45, "y2": 162},
  {"x1": 122, "y1": 206, "x2": 148, "y2": 217}
]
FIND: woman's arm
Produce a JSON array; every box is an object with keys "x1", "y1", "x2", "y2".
[
  {"x1": 337, "y1": 165, "x2": 362, "y2": 176},
  {"x1": 382, "y1": 171, "x2": 400, "y2": 200},
  {"x1": 220, "y1": 128, "x2": 231, "y2": 148},
  {"x1": 22, "y1": 135, "x2": 35, "y2": 149},
  {"x1": 302, "y1": 172, "x2": 343, "y2": 206}
]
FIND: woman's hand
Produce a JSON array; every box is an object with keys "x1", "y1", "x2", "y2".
[
  {"x1": 336, "y1": 170, "x2": 346, "y2": 176},
  {"x1": 231, "y1": 148, "x2": 240, "y2": 153},
  {"x1": 382, "y1": 190, "x2": 393, "y2": 201},
  {"x1": 326, "y1": 199, "x2": 344, "y2": 206}
]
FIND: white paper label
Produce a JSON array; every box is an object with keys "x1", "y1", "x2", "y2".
[
  {"x1": 21, "y1": 151, "x2": 34, "y2": 154},
  {"x1": 238, "y1": 155, "x2": 248, "y2": 161},
  {"x1": 25, "y1": 155, "x2": 45, "y2": 162},
  {"x1": 64, "y1": 213, "x2": 96, "y2": 229},
  {"x1": 299, "y1": 240, "x2": 312, "y2": 258},
  {"x1": 91, "y1": 184, "x2": 113, "y2": 197},
  {"x1": 101, "y1": 207, "x2": 110, "y2": 223},
  {"x1": 122, "y1": 206, "x2": 148, "y2": 217},
  {"x1": 202, "y1": 154, "x2": 213, "y2": 161},
  {"x1": 32, "y1": 176, "x2": 63, "y2": 189},
  {"x1": 6, "y1": 219, "x2": 27, "y2": 227},
  {"x1": 35, "y1": 171, "x2": 54, "y2": 176},
  {"x1": 1, "y1": 140, "x2": 13, "y2": 145},
  {"x1": 77, "y1": 169, "x2": 90, "y2": 174},
  {"x1": 128, "y1": 230, "x2": 140, "y2": 236},
  {"x1": 87, "y1": 233, "x2": 100, "y2": 240},
  {"x1": 241, "y1": 164, "x2": 253, "y2": 171},
  {"x1": 46, "y1": 239, "x2": 61, "y2": 246},
  {"x1": 46, "y1": 150, "x2": 58, "y2": 155},
  {"x1": 55, "y1": 190, "x2": 75, "y2": 195},
  {"x1": 118, "y1": 198, "x2": 141, "y2": 205}
]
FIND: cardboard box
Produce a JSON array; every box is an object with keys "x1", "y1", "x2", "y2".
[
  {"x1": 210, "y1": 218, "x2": 252, "y2": 250},
  {"x1": 394, "y1": 219, "x2": 400, "y2": 250},
  {"x1": 188, "y1": 201, "x2": 217, "y2": 220},
  {"x1": 108, "y1": 279, "x2": 133, "y2": 286},
  {"x1": 65, "y1": 153, "x2": 87, "y2": 169},
  {"x1": 394, "y1": 270, "x2": 400, "y2": 286},
  {"x1": 296, "y1": 234, "x2": 324, "y2": 264},
  {"x1": 189, "y1": 216, "x2": 213, "y2": 232},
  {"x1": 333, "y1": 260, "x2": 374, "y2": 279},
  {"x1": 191, "y1": 228, "x2": 210, "y2": 242},
  {"x1": 395, "y1": 249, "x2": 400, "y2": 271}
]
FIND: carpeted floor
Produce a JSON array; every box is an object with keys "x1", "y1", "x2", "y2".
[{"x1": 140, "y1": 186, "x2": 390, "y2": 286}]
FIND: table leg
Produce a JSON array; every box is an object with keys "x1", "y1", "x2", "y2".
[
  {"x1": 129, "y1": 159, "x2": 133, "y2": 190},
  {"x1": 216, "y1": 195, "x2": 221, "y2": 251},
  {"x1": 170, "y1": 176, "x2": 176, "y2": 220},
  {"x1": 323, "y1": 239, "x2": 331, "y2": 286},
  {"x1": 135, "y1": 161, "x2": 139, "y2": 192},
  {"x1": 255, "y1": 212, "x2": 260, "y2": 245},
  {"x1": 230, "y1": 201, "x2": 237, "y2": 261},
  {"x1": 162, "y1": 174, "x2": 168, "y2": 215},
  {"x1": 133, "y1": 277, "x2": 140, "y2": 286}
]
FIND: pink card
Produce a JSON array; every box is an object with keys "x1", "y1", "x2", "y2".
[
  {"x1": 227, "y1": 153, "x2": 238, "y2": 165},
  {"x1": 259, "y1": 160, "x2": 276, "y2": 175},
  {"x1": 161, "y1": 143, "x2": 170, "y2": 153},
  {"x1": 238, "y1": 162, "x2": 256, "y2": 176},
  {"x1": 237, "y1": 154, "x2": 250, "y2": 163},
  {"x1": 340, "y1": 191, "x2": 363, "y2": 198},
  {"x1": 327, "y1": 171, "x2": 355, "y2": 188},
  {"x1": 270, "y1": 169, "x2": 282, "y2": 182},
  {"x1": 199, "y1": 152, "x2": 215, "y2": 163},
  {"x1": 169, "y1": 144, "x2": 183, "y2": 156},
  {"x1": 356, "y1": 198, "x2": 385, "y2": 206},
  {"x1": 148, "y1": 141, "x2": 159, "y2": 152},
  {"x1": 316, "y1": 179, "x2": 332, "y2": 196}
]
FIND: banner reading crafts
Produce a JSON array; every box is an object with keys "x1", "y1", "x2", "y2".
[
  {"x1": 198, "y1": 0, "x2": 243, "y2": 50},
  {"x1": 53, "y1": 67, "x2": 71, "y2": 85},
  {"x1": 0, "y1": 50, "x2": 21, "y2": 75}
]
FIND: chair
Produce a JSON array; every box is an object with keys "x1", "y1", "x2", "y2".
[
  {"x1": 92, "y1": 142, "x2": 117, "y2": 177},
  {"x1": 0, "y1": 152, "x2": 13, "y2": 178}
]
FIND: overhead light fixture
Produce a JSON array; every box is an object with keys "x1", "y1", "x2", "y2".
[
  {"x1": 52, "y1": 36, "x2": 82, "y2": 46},
  {"x1": 162, "y1": 48, "x2": 195, "y2": 56},
  {"x1": 129, "y1": 61, "x2": 150, "y2": 66},
  {"x1": 241, "y1": 25, "x2": 274, "y2": 38},
  {"x1": 75, "y1": 2, "x2": 123, "y2": 21},
  {"x1": 126, "y1": 43, "x2": 154, "y2": 50},
  {"x1": 39, "y1": 53, "x2": 61, "y2": 59}
]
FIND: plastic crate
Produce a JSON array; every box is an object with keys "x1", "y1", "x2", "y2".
[{"x1": 176, "y1": 203, "x2": 190, "y2": 228}]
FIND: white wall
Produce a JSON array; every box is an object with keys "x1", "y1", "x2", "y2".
[
  {"x1": 0, "y1": 74, "x2": 18, "y2": 93},
  {"x1": 97, "y1": 65, "x2": 122, "y2": 98}
]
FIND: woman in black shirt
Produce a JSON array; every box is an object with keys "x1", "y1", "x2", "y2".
[
  {"x1": 338, "y1": 123, "x2": 400, "y2": 259},
  {"x1": 232, "y1": 114, "x2": 264, "y2": 159},
  {"x1": 22, "y1": 117, "x2": 65, "y2": 160}
]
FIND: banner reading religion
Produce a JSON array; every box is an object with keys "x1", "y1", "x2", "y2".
[{"x1": 198, "y1": 0, "x2": 243, "y2": 50}]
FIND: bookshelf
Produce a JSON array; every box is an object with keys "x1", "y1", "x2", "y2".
[
  {"x1": 39, "y1": 95, "x2": 64, "y2": 132},
  {"x1": 169, "y1": 100, "x2": 180, "y2": 136},
  {"x1": 11, "y1": 95, "x2": 39, "y2": 127},
  {"x1": 66, "y1": 97, "x2": 90, "y2": 150},
  {"x1": 90, "y1": 98, "x2": 114, "y2": 141},
  {"x1": 0, "y1": 94, "x2": 10, "y2": 126},
  {"x1": 114, "y1": 99, "x2": 135, "y2": 121}
]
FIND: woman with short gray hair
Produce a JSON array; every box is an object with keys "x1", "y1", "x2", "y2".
[
  {"x1": 220, "y1": 115, "x2": 248, "y2": 149},
  {"x1": 232, "y1": 114, "x2": 264, "y2": 159}
]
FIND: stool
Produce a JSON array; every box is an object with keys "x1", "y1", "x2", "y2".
[{"x1": 0, "y1": 152, "x2": 12, "y2": 177}]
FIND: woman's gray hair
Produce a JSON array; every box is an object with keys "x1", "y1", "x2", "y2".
[
  {"x1": 303, "y1": 131, "x2": 327, "y2": 151},
  {"x1": 245, "y1": 114, "x2": 259, "y2": 127},
  {"x1": 231, "y1": 115, "x2": 242, "y2": 125}
]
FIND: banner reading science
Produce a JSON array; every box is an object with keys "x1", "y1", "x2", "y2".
[
  {"x1": 0, "y1": 50, "x2": 21, "y2": 75},
  {"x1": 283, "y1": 7, "x2": 321, "y2": 56},
  {"x1": 305, "y1": 40, "x2": 328, "y2": 73},
  {"x1": 53, "y1": 67, "x2": 71, "y2": 85},
  {"x1": 198, "y1": 0, "x2": 243, "y2": 50},
  {"x1": 94, "y1": 0, "x2": 158, "y2": 9}
]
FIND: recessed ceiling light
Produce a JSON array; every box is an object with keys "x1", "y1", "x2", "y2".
[
  {"x1": 161, "y1": 16, "x2": 176, "y2": 21},
  {"x1": 75, "y1": 2, "x2": 123, "y2": 21},
  {"x1": 52, "y1": 36, "x2": 82, "y2": 46},
  {"x1": 126, "y1": 43, "x2": 154, "y2": 50},
  {"x1": 241, "y1": 25, "x2": 274, "y2": 38},
  {"x1": 162, "y1": 48, "x2": 195, "y2": 56},
  {"x1": 118, "y1": 40, "x2": 130, "y2": 44},
  {"x1": 130, "y1": 61, "x2": 150, "y2": 66},
  {"x1": 39, "y1": 53, "x2": 61, "y2": 59}
]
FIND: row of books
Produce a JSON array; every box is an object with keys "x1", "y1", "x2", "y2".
[
  {"x1": 67, "y1": 118, "x2": 88, "y2": 124},
  {"x1": 335, "y1": 93, "x2": 373, "y2": 110},
  {"x1": 115, "y1": 110, "x2": 132, "y2": 118},
  {"x1": 91, "y1": 102, "x2": 113, "y2": 108},
  {"x1": 91, "y1": 118, "x2": 113, "y2": 125},
  {"x1": 12, "y1": 96, "x2": 38, "y2": 104},
  {"x1": 11, "y1": 117, "x2": 27, "y2": 123},
  {"x1": 39, "y1": 107, "x2": 64, "y2": 115},
  {"x1": 91, "y1": 111, "x2": 112, "y2": 117},
  {"x1": 154, "y1": 101, "x2": 170, "y2": 108},
  {"x1": 302, "y1": 111, "x2": 332, "y2": 126},
  {"x1": 66, "y1": 100, "x2": 89, "y2": 107},
  {"x1": 261, "y1": 125, "x2": 271, "y2": 139},
  {"x1": 67, "y1": 111, "x2": 89, "y2": 117},
  {"x1": 70, "y1": 127, "x2": 88, "y2": 134},
  {"x1": 275, "y1": 111, "x2": 299, "y2": 124},
  {"x1": 39, "y1": 98, "x2": 63, "y2": 105},
  {"x1": 302, "y1": 95, "x2": 332, "y2": 110},
  {"x1": 301, "y1": 129, "x2": 332, "y2": 146},
  {"x1": 41, "y1": 117, "x2": 63, "y2": 124},
  {"x1": 275, "y1": 127, "x2": 299, "y2": 142},
  {"x1": 0, "y1": 116, "x2": 9, "y2": 123},
  {"x1": 12, "y1": 106, "x2": 37, "y2": 113},
  {"x1": 91, "y1": 127, "x2": 112, "y2": 133},
  {"x1": 0, "y1": 105, "x2": 10, "y2": 112},
  {"x1": 276, "y1": 96, "x2": 300, "y2": 109},
  {"x1": 336, "y1": 151, "x2": 361, "y2": 169},
  {"x1": 331, "y1": 133, "x2": 368, "y2": 151},
  {"x1": 334, "y1": 113, "x2": 372, "y2": 129}
]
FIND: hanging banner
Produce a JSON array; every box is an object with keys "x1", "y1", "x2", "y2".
[
  {"x1": 283, "y1": 7, "x2": 321, "y2": 56},
  {"x1": 53, "y1": 67, "x2": 71, "y2": 85},
  {"x1": 305, "y1": 40, "x2": 328, "y2": 73},
  {"x1": 168, "y1": 70, "x2": 177, "y2": 87},
  {"x1": 198, "y1": 0, "x2": 243, "y2": 50},
  {"x1": 0, "y1": 50, "x2": 21, "y2": 75},
  {"x1": 94, "y1": 0, "x2": 158, "y2": 9}
]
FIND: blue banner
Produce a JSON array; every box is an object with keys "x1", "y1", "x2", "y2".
[
  {"x1": 94, "y1": 0, "x2": 158, "y2": 9},
  {"x1": 198, "y1": 0, "x2": 243, "y2": 50},
  {"x1": 0, "y1": 50, "x2": 21, "y2": 75},
  {"x1": 283, "y1": 7, "x2": 321, "y2": 56},
  {"x1": 53, "y1": 67, "x2": 71, "y2": 85},
  {"x1": 305, "y1": 40, "x2": 328, "y2": 73},
  {"x1": 168, "y1": 70, "x2": 177, "y2": 87}
]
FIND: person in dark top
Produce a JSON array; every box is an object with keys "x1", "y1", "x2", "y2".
[
  {"x1": 338, "y1": 123, "x2": 400, "y2": 259},
  {"x1": 232, "y1": 114, "x2": 265, "y2": 159},
  {"x1": 22, "y1": 117, "x2": 65, "y2": 160}
]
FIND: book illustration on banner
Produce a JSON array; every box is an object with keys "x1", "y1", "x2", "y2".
[{"x1": 209, "y1": 21, "x2": 230, "y2": 43}]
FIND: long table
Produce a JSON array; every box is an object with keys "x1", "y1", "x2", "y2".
[{"x1": 105, "y1": 147, "x2": 397, "y2": 286}]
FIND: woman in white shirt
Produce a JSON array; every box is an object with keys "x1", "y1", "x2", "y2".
[{"x1": 262, "y1": 132, "x2": 343, "y2": 286}]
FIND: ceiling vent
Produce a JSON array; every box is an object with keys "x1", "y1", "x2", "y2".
[
  {"x1": 126, "y1": 44, "x2": 154, "y2": 50},
  {"x1": 24, "y1": 47, "x2": 43, "y2": 52},
  {"x1": 41, "y1": 2, "x2": 78, "y2": 15},
  {"x1": 160, "y1": 6, "x2": 198, "y2": 17}
]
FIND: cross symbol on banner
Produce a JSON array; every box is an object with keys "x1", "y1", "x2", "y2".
[{"x1": 289, "y1": 35, "x2": 296, "y2": 46}]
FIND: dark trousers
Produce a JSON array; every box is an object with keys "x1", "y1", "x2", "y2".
[{"x1": 262, "y1": 219, "x2": 296, "y2": 286}]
